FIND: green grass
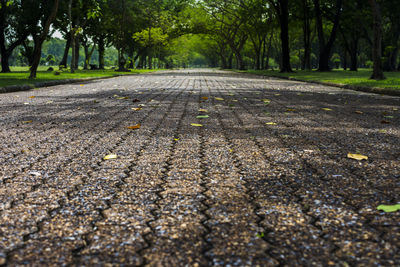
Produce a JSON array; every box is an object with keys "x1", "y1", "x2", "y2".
[
  {"x1": 0, "y1": 66, "x2": 157, "y2": 88},
  {"x1": 241, "y1": 69, "x2": 400, "y2": 91}
]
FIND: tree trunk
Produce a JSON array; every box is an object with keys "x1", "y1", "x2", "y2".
[
  {"x1": 98, "y1": 38, "x2": 105, "y2": 69},
  {"x1": 369, "y1": 0, "x2": 385, "y2": 80},
  {"x1": 0, "y1": 51, "x2": 11, "y2": 73},
  {"x1": 59, "y1": 34, "x2": 71, "y2": 68},
  {"x1": 349, "y1": 39, "x2": 359, "y2": 71},
  {"x1": 302, "y1": 0, "x2": 312, "y2": 70},
  {"x1": 314, "y1": 0, "x2": 343, "y2": 71},
  {"x1": 74, "y1": 36, "x2": 80, "y2": 69},
  {"x1": 276, "y1": 0, "x2": 292, "y2": 72},
  {"x1": 29, "y1": 0, "x2": 59, "y2": 79}
]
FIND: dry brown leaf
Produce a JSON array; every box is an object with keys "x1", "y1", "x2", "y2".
[
  {"x1": 347, "y1": 153, "x2": 368, "y2": 161},
  {"x1": 104, "y1": 154, "x2": 118, "y2": 160},
  {"x1": 22, "y1": 120, "x2": 33, "y2": 124},
  {"x1": 127, "y1": 124, "x2": 141, "y2": 129},
  {"x1": 201, "y1": 97, "x2": 209, "y2": 100}
]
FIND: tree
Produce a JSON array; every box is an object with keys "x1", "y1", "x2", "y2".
[
  {"x1": 368, "y1": 0, "x2": 385, "y2": 80},
  {"x1": 0, "y1": 0, "x2": 30, "y2": 72},
  {"x1": 268, "y1": 0, "x2": 293, "y2": 72},
  {"x1": 313, "y1": 0, "x2": 342, "y2": 71},
  {"x1": 29, "y1": 0, "x2": 60, "y2": 79}
]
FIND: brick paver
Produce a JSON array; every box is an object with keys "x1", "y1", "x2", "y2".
[{"x1": 0, "y1": 70, "x2": 399, "y2": 266}]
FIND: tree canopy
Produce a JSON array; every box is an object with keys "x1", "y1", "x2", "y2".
[{"x1": 1, "y1": 0, "x2": 398, "y2": 80}]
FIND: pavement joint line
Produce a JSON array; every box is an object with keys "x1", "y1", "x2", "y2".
[
  {"x1": 134, "y1": 82, "x2": 187, "y2": 265},
  {"x1": 212, "y1": 84, "x2": 283, "y2": 266},
  {"x1": 197, "y1": 76, "x2": 214, "y2": 265}
]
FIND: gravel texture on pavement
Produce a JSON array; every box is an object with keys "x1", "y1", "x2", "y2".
[{"x1": 0, "y1": 69, "x2": 399, "y2": 266}]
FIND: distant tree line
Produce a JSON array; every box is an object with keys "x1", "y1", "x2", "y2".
[{"x1": 0, "y1": 0, "x2": 397, "y2": 80}]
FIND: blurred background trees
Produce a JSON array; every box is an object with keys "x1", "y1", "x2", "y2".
[{"x1": 0, "y1": 0, "x2": 398, "y2": 79}]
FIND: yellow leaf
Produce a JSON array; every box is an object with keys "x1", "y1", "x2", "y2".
[
  {"x1": 127, "y1": 124, "x2": 141, "y2": 130},
  {"x1": 104, "y1": 154, "x2": 118, "y2": 160},
  {"x1": 201, "y1": 97, "x2": 209, "y2": 100},
  {"x1": 174, "y1": 138, "x2": 179, "y2": 141},
  {"x1": 229, "y1": 149, "x2": 233, "y2": 153},
  {"x1": 274, "y1": 94, "x2": 281, "y2": 96},
  {"x1": 262, "y1": 99, "x2": 270, "y2": 102},
  {"x1": 215, "y1": 97, "x2": 224, "y2": 101},
  {"x1": 266, "y1": 122, "x2": 277, "y2": 125},
  {"x1": 355, "y1": 111, "x2": 363, "y2": 114},
  {"x1": 117, "y1": 97, "x2": 129, "y2": 100},
  {"x1": 191, "y1": 123, "x2": 203, "y2": 127},
  {"x1": 132, "y1": 107, "x2": 142, "y2": 111},
  {"x1": 198, "y1": 109, "x2": 208, "y2": 113},
  {"x1": 287, "y1": 108, "x2": 296, "y2": 112},
  {"x1": 347, "y1": 153, "x2": 368, "y2": 161},
  {"x1": 322, "y1": 108, "x2": 333, "y2": 111},
  {"x1": 22, "y1": 120, "x2": 33, "y2": 124},
  {"x1": 80, "y1": 84, "x2": 84, "y2": 86},
  {"x1": 29, "y1": 96, "x2": 35, "y2": 99}
]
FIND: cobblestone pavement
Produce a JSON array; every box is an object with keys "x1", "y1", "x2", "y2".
[{"x1": 0, "y1": 69, "x2": 399, "y2": 266}]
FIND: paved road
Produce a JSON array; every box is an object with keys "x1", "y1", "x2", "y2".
[{"x1": 0, "y1": 70, "x2": 399, "y2": 266}]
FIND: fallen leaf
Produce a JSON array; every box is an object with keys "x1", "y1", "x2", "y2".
[
  {"x1": 117, "y1": 96, "x2": 129, "y2": 100},
  {"x1": 355, "y1": 111, "x2": 363, "y2": 114},
  {"x1": 274, "y1": 94, "x2": 281, "y2": 96},
  {"x1": 191, "y1": 123, "x2": 203, "y2": 127},
  {"x1": 80, "y1": 84, "x2": 84, "y2": 86},
  {"x1": 174, "y1": 138, "x2": 179, "y2": 141},
  {"x1": 196, "y1": 115, "x2": 209, "y2": 119},
  {"x1": 393, "y1": 108, "x2": 398, "y2": 111},
  {"x1": 201, "y1": 97, "x2": 209, "y2": 100},
  {"x1": 104, "y1": 154, "x2": 117, "y2": 160},
  {"x1": 287, "y1": 108, "x2": 296, "y2": 112},
  {"x1": 379, "y1": 129, "x2": 387, "y2": 133},
  {"x1": 322, "y1": 108, "x2": 333, "y2": 111},
  {"x1": 198, "y1": 109, "x2": 208, "y2": 113},
  {"x1": 381, "y1": 120, "x2": 391, "y2": 124},
  {"x1": 347, "y1": 153, "x2": 368, "y2": 161},
  {"x1": 132, "y1": 107, "x2": 142, "y2": 111},
  {"x1": 215, "y1": 97, "x2": 224, "y2": 101},
  {"x1": 384, "y1": 116, "x2": 394, "y2": 119},
  {"x1": 377, "y1": 204, "x2": 400, "y2": 213},
  {"x1": 232, "y1": 100, "x2": 238, "y2": 102},
  {"x1": 229, "y1": 149, "x2": 233, "y2": 153},
  {"x1": 262, "y1": 99, "x2": 270, "y2": 102},
  {"x1": 297, "y1": 93, "x2": 303, "y2": 96},
  {"x1": 127, "y1": 124, "x2": 141, "y2": 130},
  {"x1": 228, "y1": 93, "x2": 235, "y2": 96},
  {"x1": 22, "y1": 120, "x2": 33, "y2": 124},
  {"x1": 266, "y1": 122, "x2": 277, "y2": 125},
  {"x1": 29, "y1": 96, "x2": 35, "y2": 99}
]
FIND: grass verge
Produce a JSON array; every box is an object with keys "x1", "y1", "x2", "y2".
[
  {"x1": 238, "y1": 69, "x2": 400, "y2": 94},
  {"x1": 0, "y1": 67, "x2": 157, "y2": 88}
]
